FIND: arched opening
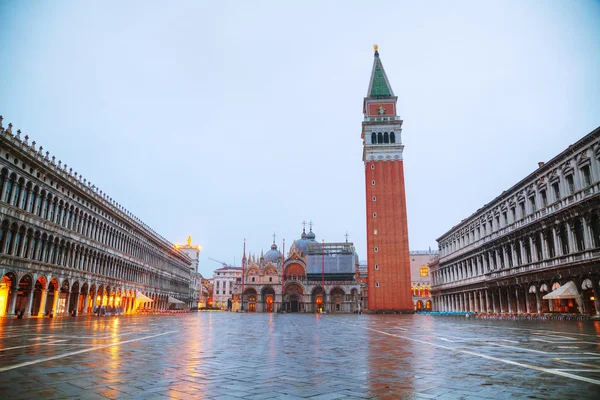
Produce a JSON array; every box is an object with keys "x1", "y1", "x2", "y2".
[
  {"x1": 69, "y1": 281, "x2": 80, "y2": 315},
  {"x1": 57, "y1": 279, "x2": 69, "y2": 314},
  {"x1": 416, "y1": 300, "x2": 424, "y2": 310},
  {"x1": 574, "y1": 218, "x2": 585, "y2": 252},
  {"x1": 0, "y1": 219, "x2": 9, "y2": 253},
  {"x1": 31, "y1": 276, "x2": 47, "y2": 317},
  {"x1": 582, "y1": 279, "x2": 596, "y2": 315},
  {"x1": 284, "y1": 263, "x2": 306, "y2": 281},
  {"x1": 243, "y1": 288, "x2": 257, "y2": 312},
  {"x1": 15, "y1": 274, "x2": 33, "y2": 316},
  {"x1": 80, "y1": 283, "x2": 89, "y2": 314},
  {"x1": 527, "y1": 285, "x2": 537, "y2": 313},
  {"x1": 559, "y1": 224, "x2": 570, "y2": 255},
  {"x1": 284, "y1": 283, "x2": 304, "y2": 312},
  {"x1": 539, "y1": 284, "x2": 549, "y2": 312},
  {"x1": 288, "y1": 294, "x2": 300, "y2": 312},
  {"x1": 351, "y1": 288, "x2": 359, "y2": 313},
  {"x1": 371, "y1": 132, "x2": 376, "y2": 144},
  {"x1": 0, "y1": 272, "x2": 16, "y2": 317},
  {"x1": 43, "y1": 278, "x2": 57, "y2": 316},
  {"x1": 383, "y1": 132, "x2": 389, "y2": 143},
  {"x1": 330, "y1": 287, "x2": 345, "y2": 313},
  {"x1": 377, "y1": 132, "x2": 383, "y2": 144},
  {"x1": 311, "y1": 286, "x2": 325, "y2": 313},
  {"x1": 390, "y1": 132, "x2": 396, "y2": 143},
  {"x1": 261, "y1": 286, "x2": 275, "y2": 312},
  {"x1": 425, "y1": 300, "x2": 432, "y2": 310}
]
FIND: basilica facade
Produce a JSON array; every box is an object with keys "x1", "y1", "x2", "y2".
[
  {"x1": 0, "y1": 117, "x2": 192, "y2": 318},
  {"x1": 239, "y1": 227, "x2": 361, "y2": 313}
]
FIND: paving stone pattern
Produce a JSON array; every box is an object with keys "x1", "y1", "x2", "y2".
[{"x1": 1, "y1": 313, "x2": 600, "y2": 399}]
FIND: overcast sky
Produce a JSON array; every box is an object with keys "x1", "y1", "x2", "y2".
[{"x1": 1, "y1": 1, "x2": 599, "y2": 278}]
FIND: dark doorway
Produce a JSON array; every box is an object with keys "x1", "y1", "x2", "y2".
[{"x1": 289, "y1": 295, "x2": 299, "y2": 312}]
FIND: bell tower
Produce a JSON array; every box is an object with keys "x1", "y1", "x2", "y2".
[{"x1": 362, "y1": 45, "x2": 413, "y2": 312}]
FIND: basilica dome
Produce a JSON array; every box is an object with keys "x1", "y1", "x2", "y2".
[
  {"x1": 264, "y1": 243, "x2": 282, "y2": 262},
  {"x1": 294, "y1": 228, "x2": 318, "y2": 254}
]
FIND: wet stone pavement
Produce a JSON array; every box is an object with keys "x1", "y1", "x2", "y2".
[{"x1": 0, "y1": 313, "x2": 600, "y2": 399}]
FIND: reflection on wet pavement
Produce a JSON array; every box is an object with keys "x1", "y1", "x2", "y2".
[{"x1": 0, "y1": 313, "x2": 599, "y2": 399}]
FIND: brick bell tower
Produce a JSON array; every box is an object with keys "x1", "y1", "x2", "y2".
[{"x1": 362, "y1": 45, "x2": 413, "y2": 312}]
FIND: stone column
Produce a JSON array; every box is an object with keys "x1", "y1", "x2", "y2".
[
  {"x1": 91, "y1": 291, "x2": 97, "y2": 314},
  {"x1": 566, "y1": 221, "x2": 576, "y2": 253},
  {"x1": 552, "y1": 227, "x2": 561, "y2": 257},
  {"x1": 527, "y1": 236, "x2": 536, "y2": 262},
  {"x1": 52, "y1": 290, "x2": 59, "y2": 314},
  {"x1": 506, "y1": 287, "x2": 513, "y2": 313},
  {"x1": 8, "y1": 286, "x2": 18, "y2": 317},
  {"x1": 582, "y1": 216, "x2": 592, "y2": 250},
  {"x1": 23, "y1": 289, "x2": 35, "y2": 318},
  {"x1": 519, "y1": 239, "x2": 526, "y2": 264},
  {"x1": 82, "y1": 292, "x2": 90, "y2": 315},
  {"x1": 494, "y1": 249, "x2": 501, "y2": 271},
  {"x1": 483, "y1": 290, "x2": 489, "y2": 313},
  {"x1": 498, "y1": 289, "x2": 504, "y2": 313},
  {"x1": 37, "y1": 289, "x2": 48, "y2": 317},
  {"x1": 63, "y1": 291, "x2": 71, "y2": 316},
  {"x1": 535, "y1": 287, "x2": 541, "y2": 313},
  {"x1": 524, "y1": 288, "x2": 531, "y2": 313},
  {"x1": 479, "y1": 291, "x2": 484, "y2": 312},
  {"x1": 515, "y1": 288, "x2": 521, "y2": 314},
  {"x1": 511, "y1": 243, "x2": 518, "y2": 267}
]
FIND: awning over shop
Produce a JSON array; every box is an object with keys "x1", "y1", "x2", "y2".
[
  {"x1": 542, "y1": 281, "x2": 580, "y2": 300},
  {"x1": 168, "y1": 296, "x2": 185, "y2": 304},
  {"x1": 135, "y1": 292, "x2": 153, "y2": 302}
]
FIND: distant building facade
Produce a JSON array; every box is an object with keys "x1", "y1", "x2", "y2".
[
  {"x1": 431, "y1": 126, "x2": 600, "y2": 315},
  {"x1": 410, "y1": 250, "x2": 437, "y2": 311},
  {"x1": 175, "y1": 236, "x2": 203, "y2": 309},
  {"x1": 0, "y1": 117, "x2": 191, "y2": 318},
  {"x1": 212, "y1": 265, "x2": 242, "y2": 310}
]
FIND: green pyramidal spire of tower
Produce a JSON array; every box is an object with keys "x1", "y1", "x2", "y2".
[{"x1": 368, "y1": 45, "x2": 394, "y2": 98}]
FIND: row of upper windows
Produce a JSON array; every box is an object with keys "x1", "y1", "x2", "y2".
[
  {"x1": 370, "y1": 132, "x2": 396, "y2": 144},
  {"x1": 441, "y1": 158, "x2": 599, "y2": 257},
  {"x1": 0, "y1": 218, "x2": 184, "y2": 290},
  {"x1": 0, "y1": 147, "x2": 184, "y2": 268},
  {"x1": 435, "y1": 215, "x2": 600, "y2": 285},
  {"x1": 0, "y1": 168, "x2": 186, "y2": 274},
  {"x1": 2, "y1": 150, "x2": 135, "y2": 234}
]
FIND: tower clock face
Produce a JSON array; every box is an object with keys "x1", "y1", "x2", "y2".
[{"x1": 377, "y1": 105, "x2": 386, "y2": 115}]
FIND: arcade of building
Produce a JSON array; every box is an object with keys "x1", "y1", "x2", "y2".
[
  {"x1": 0, "y1": 118, "x2": 192, "y2": 318},
  {"x1": 430, "y1": 127, "x2": 600, "y2": 315}
]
